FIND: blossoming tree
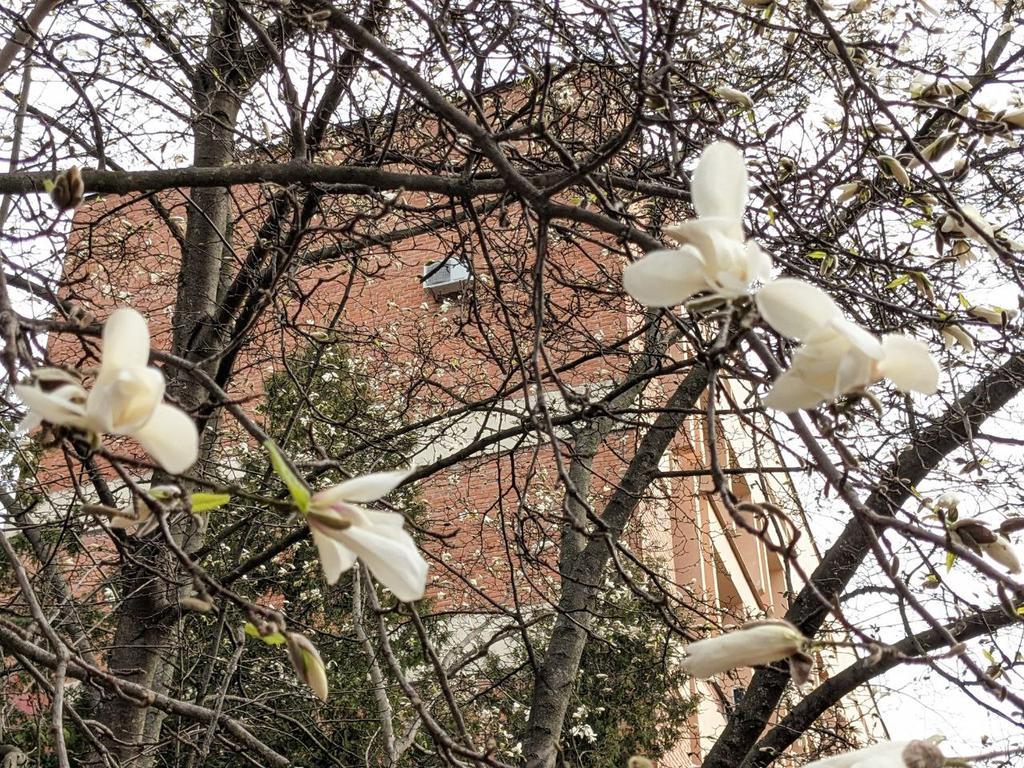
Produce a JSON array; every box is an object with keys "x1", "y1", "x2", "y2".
[{"x1": 0, "y1": 0, "x2": 1023, "y2": 767}]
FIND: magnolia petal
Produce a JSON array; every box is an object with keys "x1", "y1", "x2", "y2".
[
  {"x1": 17, "y1": 413, "x2": 43, "y2": 435},
  {"x1": 877, "y1": 155, "x2": 911, "y2": 189},
  {"x1": 831, "y1": 346, "x2": 875, "y2": 395},
  {"x1": 87, "y1": 367, "x2": 166, "y2": 434},
  {"x1": 360, "y1": 509, "x2": 408, "y2": 528},
  {"x1": 680, "y1": 622, "x2": 806, "y2": 678},
  {"x1": 715, "y1": 86, "x2": 754, "y2": 109},
  {"x1": 982, "y1": 536, "x2": 1022, "y2": 574},
  {"x1": 763, "y1": 370, "x2": 827, "y2": 411},
  {"x1": 99, "y1": 308, "x2": 151, "y2": 377},
  {"x1": 941, "y1": 325, "x2": 974, "y2": 353},
  {"x1": 961, "y1": 204, "x2": 994, "y2": 240},
  {"x1": 828, "y1": 317, "x2": 884, "y2": 360},
  {"x1": 14, "y1": 383, "x2": 89, "y2": 431},
  {"x1": 312, "y1": 529, "x2": 357, "y2": 584},
  {"x1": 339, "y1": 523, "x2": 428, "y2": 602},
  {"x1": 314, "y1": 468, "x2": 414, "y2": 506},
  {"x1": 664, "y1": 218, "x2": 744, "y2": 253},
  {"x1": 755, "y1": 278, "x2": 840, "y2": 339},
  {"x1": 129, "y1": 403, "x2": 199, "y2": 474},
  {"x1": 1003, "y1": 109, "x2": 1024, "y2": 129},
  {"x1": 878, "y1": 335, "x2": 939, "y2": 394},
  {"x1": 691, "y1": 141, "x2": 748, "y2": 222},
  {"x1": 744, "y1": 242, "x2": 773, "y2": 286},
  {"x1": 623, "y1": 247, "x2": 708, "y2": 307}
]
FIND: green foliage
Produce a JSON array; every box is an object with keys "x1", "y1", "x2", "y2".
[
  {"x1": 158, "y1": 341, "x2": 435, "y2": 767},
  {"x1": 476, "y1": 575, "x2": 698, "y2": 766}
]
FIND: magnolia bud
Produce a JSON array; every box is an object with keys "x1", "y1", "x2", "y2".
[
  {"x1": 901, "y1": 739, "x2": 944, "y2": 768},
  {"x1": 877, "y1": 155, "x2": 911, "y2": 189},
  {"x1": 48, "y1": 166, "x2": 84, "y2": 211},
  {"x1": 286, "y1": 631, "x2": 329, "y2": 701},
  {"x1": 787, "y1": 651, "x2": 814, "y2": 686}
]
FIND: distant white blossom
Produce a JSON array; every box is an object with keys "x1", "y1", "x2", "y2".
[
  {"x1": 715, "y1": 86, "x2": 754, "y2": 109},
  {"x1": 568, "y1": 723, "x2": 597, "y2": 743},
  {"x1": 950, "y1": 518, "x2": 1022, "y2": 574}
]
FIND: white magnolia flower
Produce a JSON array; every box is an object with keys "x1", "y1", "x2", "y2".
[
  {"x1": 910, "y1": 75, "x2": 970, "y2": 101},
  {"x1": 984, "y1": 535, "x2": 1022, "y2": 574},
  {"x1": 756, "y1": 279, "x2": 939, "y2": 411},
  {"x1": 908, "y1": 132, "x2": 959, "y2": 168},
  {"x1": 1002, "y1": 108, "x2": 1024, "y2": 129},
  {"x1": 967, "y1": 304, "x2": 1017, "y2": 326},
  {"x1": 832, "y1": 181, "x2": 865, "y2": 205},
  {"x1": 876, "y1": 155, "x2": 911, "y2": 189},
  {"x1": 15, "y1": 309, "x2": 199, "y2": 474},
  {"x1": 715, "y1": 86, "x2": 754, "y2": 109},
  {"x1": 307, "y1": 468, "x2": 428, "y2": 601},
  {"x1": 940, "y1": 324, "x2": 974, "y2": 353},
  {"x1": 679, "y1": 620, "x2": 806, "y2": 678},
  {"x1": 623, "y1": 142, "x2": 771, "y2": 307},
  {"x1": 940, "y1": 205, "x2": 995, "y2": 250},
  {"x1": 950, "y1": 518, "x2": 1022, "y2": 574},
  {"x1": 949, "y1": 240, "x2": 977, "y2": 268},
  {"x1": 801, "y1": 739, "x2": 943, "y2": 768},
  {"x1": 14, "y1": 368, "x2": 91, "y2": 434}
]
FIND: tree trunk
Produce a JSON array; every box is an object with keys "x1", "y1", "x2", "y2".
[
  {"x1": 522, "y1": 364, "x2": 710, "y2": 767},
  {"x1": 84, "y1": 73, "x2": 239, "y2": 768}
]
